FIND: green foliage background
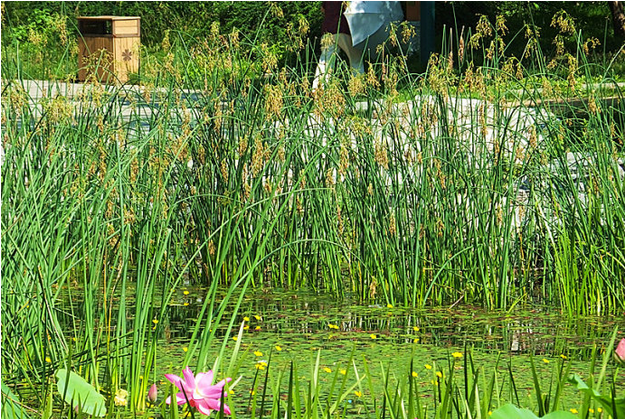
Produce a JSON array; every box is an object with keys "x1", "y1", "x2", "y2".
[
  {"x1": 1, "y1": 1, "x2": 324, "y2": 48},
  {"x1": 2, "y1": 1, "x2": 622, "y2": 55}
]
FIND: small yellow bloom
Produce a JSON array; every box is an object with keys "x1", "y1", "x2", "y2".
[
  {"x1": 232, "y1": 337, "x2": 238, "y2": 341},
  {"x1": 323, "y1": 367, "x2": 332, "y2": 373},
  {"x1": 275, "y1": 345, "x2": 282, "y2": 351},
  {"x1": 183, "y1": 347, "x2": 188, "y2": 352},
  {"x1": 255, "y1": 361, "x2": 268, "y2": 370},
  {"x1": 328, "y1": 323, "x2": 339, "y2": 329},
  {"x1": 45, "y1": 356, "x2": 52, "y2": 363},
  {"x1": 488, "y1": 411, "x2": 492, "y2": 416},
  {"x1": 183, "y1": 302, "x2": 189, "y2": 306},
  {"x1": 387, "y1": 304, "x2": 393, "y2": 308},
  {"x1": 339, "y1": 368, "x2": 347, "y2": 375},
  {"x1": 244, "y1": 325, "x2": 250, "y2": 330},
  {"x1": 244, "y1": 316, "x2": 250, "y2": 322},
  {"x1": 413, "y1": 338, "x2": 419, "y2": 343},
  {"x1": 436, "y1": 371, "x2": 443, "y2": 378},
  {"x1": 413, "y1": 326, "x2": 420, "y2": 332},
  {"x1": 588, "y1": 408, "x2": 594, "y2": 413},
  {"x1": 354, "y1": 391, "x2": 362, "y2": 397},
  {"x1": 152, "y1": 319, "x2": 159, "y2": 325},
  {"x1": 255, "y1": 326, "x2": 261, "y2": 331},
  {"x1": 114, "y1": 388, "x2": 128, "y2": 406},
  {"x1": 370, "y1": 334, "x2": 377, "y2": 339},
  {"x1": 425, "y1": 364, "x2": 432, "y2": 370},
  {"x1": 598, "y1": 407, "x2": 603, "y2": 413},
  {"x1": 411, "y1": 371, "x2": 418, "y2": 377},
  {"x1": 254, "y1": 315, "x2": 261, "y2": 321},
  {"x1": 542, "y1": 358, "x2": 550, "y2": 364},
  {"x1": 570, "y1": 408, "x2": 578, "y2": 414},
  {"x1": 254, "y1": 351, "x2": 263, "y2": 357},
  {"x1": 560, "y1": 354, "x2": 567, "y2": 359},
  {"x1": 452, "y1": 352, "x2": 463, "y2": 358},
  {"x1": 183, "y1": 290, "x2": 189, "y2": 295}
]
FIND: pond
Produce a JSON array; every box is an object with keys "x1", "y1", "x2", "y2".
[{"x1": 141, "y1": 288, "x2": 625, "y2": 417}]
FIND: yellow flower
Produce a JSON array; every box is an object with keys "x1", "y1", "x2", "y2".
[
  {"x1": 328, "y1": 323, "x2": 339, "y2": 329},
  {"x1": 387, "y1": 304, "x2": 393, "y2": 308},
  {"x1": 152, "y1": 319, "x2": 159, "y2": 325},
  {"x1": 114, "y1": 388, "x2": 128, "y2": 406},
  {"x1": 598, "y1": 407, "x2": 603, "y2": 413},
  {"x1": 488, "y1": 411, "x2": 492, "y2": 416},
  {"x1": 413, "y1": 338, "x2": 419, "y2": 343},
  {"x1": 232, "y1": 337, "x2": 238, "y2": 341},
  {"x1": 436, "y1": 371, "x2": 443, "y2": 378},
  {"x1": 411, "y1": 371, "x2": 418, "y2": 377},
  {"x1": 183, "y1": 290, "x2": 189, "y2": 295},
  {"x1": 452, "y1": 352, "x2": 463, "y2": 358},
  {"x1": 354, "y1": 391, "x2": 362, "y2": 397},
  {"x1": 244, "y1": 316, "x2": 250, "y2": 322},
  {"x1": 45, "y1": 356, "x2": 52, "y2": 363},
  {"x1": 275, "y1": 345, "x2": 282, "y2": 351},
  {"x1": 370, "y1": 334, "x2": 377, "y2": 339},
  {"x1": 183, "y1": 347, "x2": 188, "y2": 352},
  {"x1": 560, "y1": 354, "x2": 567, "y2": 359},
  {"x1": 570, "y1": 408, "x2": 578, "y2": 414},
  {"x1": 244, "y1": 325, "x2": 250, "y2": 330},
  {"x1": 588, "y1": 408, "x2": 594, "y2": 413},
  {"x1": 255, "y1": 326, "x2": 261, "y2": 331},
  {"x1": 425, "y1": 364, "x2": 432, "y2": 370},
  {"x1": 323, "y1": 367, "x2": 332, "y2": 373},
  {"x1": 255, "y1": 361, "x2": 267, "y2": 370},
  {"x1": 183, "y1": 302, "x2": 189, "y2": 306},
  {"x1": 254, "y1": 315, "x2": 261, "y2": 321},
  {"x1": 254, "y1": 351, "x2": 263, "y2": 357},
  {"x1": 542, "y1": 358, "x2": 550, "y2": 364},
  {"x1": 339, "y1": 368, "x2": 347, "y2": 375},
  {"x1": 413, "y1": 326, "x2": 420, "y2": 332}
]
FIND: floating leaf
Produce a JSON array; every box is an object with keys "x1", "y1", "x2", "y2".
[
  {"x1": 1, "y1": 381, "x2": 31, "y2": 419},
  {"x1": 490, "y1": 404, "x2": 577, "y2": 419},
  {"x1": 55, "y1": 369, "x2": 107, "y2": 417}
]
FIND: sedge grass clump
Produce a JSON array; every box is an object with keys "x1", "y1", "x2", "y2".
[{"x1": 1, "y1": 9, "x2": 625, "y2": 417}]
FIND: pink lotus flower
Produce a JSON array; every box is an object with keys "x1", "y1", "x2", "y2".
[
  {"x1": 165, "y1": 367, "x2": 232, "y2": 416},
  {"x1": 148, "y1": 383, "x2": 158, "y2": 403},
  {"x1": 615, "y1": 338, "x2": 625, "y2": 364}
]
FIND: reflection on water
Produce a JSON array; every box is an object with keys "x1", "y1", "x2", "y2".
[{"x1": 163, "y1": 288, "x2": 624, "y2": 360}]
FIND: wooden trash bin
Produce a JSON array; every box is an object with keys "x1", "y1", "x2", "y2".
[{"x1": 77, "y1": 16, "x2": 140, "y2": 83}]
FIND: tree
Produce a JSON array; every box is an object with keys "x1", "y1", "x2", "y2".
[{"x1": 608, "y1": 1, "x2": 625, "y2": 37}]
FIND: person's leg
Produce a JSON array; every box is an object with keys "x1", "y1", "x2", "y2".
[{"x1": 312, "y1": 37, "x2": 338, "y2": 91}]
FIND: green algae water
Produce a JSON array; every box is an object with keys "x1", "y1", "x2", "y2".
[{"x1": 140, "y1": 289, "x2": 624, "y2": 418}]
